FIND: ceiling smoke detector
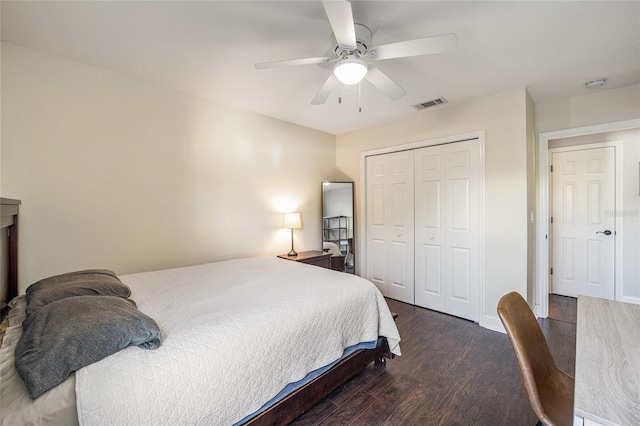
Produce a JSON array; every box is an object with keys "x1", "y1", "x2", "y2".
[{"x1": 585, "y1": 78, "x2": 607, "y2": 89}]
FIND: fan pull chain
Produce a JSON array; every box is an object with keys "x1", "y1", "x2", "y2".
[
  {"x1": 358, "y1": 82, "x2": 362, "y2": 113},
  {"x1": 338, "y1": 83, "x2": 342, "y2": 104}
]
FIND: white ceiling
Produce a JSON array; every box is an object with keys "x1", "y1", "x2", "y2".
[{"x1": 2, "y1": 1, "x2": 639, "y2": 135}]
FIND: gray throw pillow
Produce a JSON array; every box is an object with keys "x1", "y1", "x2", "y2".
[
  {"x1": 26, "y1": 269, "x2": 131, "y2": 311},
  {"x1": 15, "y1": 295, "x2": 162, "y2": 398}
]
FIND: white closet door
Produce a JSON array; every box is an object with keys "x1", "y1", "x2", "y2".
[
  {"x1": 365, "y1": 150, "x2": 415, "y2": 303},
  {"x1": 414, "y1": 140, "x2": 480, "y2": 322}
]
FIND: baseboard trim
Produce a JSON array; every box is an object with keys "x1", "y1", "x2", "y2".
[{"x1": 482, "y1": 315, "x2": 505, "y2": 334}]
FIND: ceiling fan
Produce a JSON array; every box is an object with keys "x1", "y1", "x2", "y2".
[{"x1": 254, "y1": 0, "x2": 456, "y2": 106}]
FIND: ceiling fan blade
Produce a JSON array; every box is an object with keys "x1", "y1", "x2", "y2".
[
  {"x1": 370, "y1": 33, "x2": 457, "y2": 60},
  {"x1": 322, "y1": 0, "x2": 356, "y2": 48},
  {"x1": 254, "y1": 57, "x2": 331, "y2": 70},
  {"x1": 364, "y1": 66, "x2": 406, "y2": 101},
  {"x1": 311, "y1": 74, "x2": 339, "y2": 105}
]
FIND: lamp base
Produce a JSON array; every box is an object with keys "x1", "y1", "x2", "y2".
[{"x1": 288, "y1": 228, "x2": 298, "y2": 256}]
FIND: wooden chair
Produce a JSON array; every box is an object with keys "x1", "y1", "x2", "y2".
[{"x1": 497, "y1": 292, "x2": 574, "y2": 426}]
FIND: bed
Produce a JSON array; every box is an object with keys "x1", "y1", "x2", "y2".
[{"x1": 0, "y1": 210, "x2": 401, "y2": 425}]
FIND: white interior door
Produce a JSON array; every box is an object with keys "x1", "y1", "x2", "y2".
[
  {"x1": 365, "y1": 150, "x2": 415, "y2": 303},
  {"x1": 551, "y1": 146, "x2": 615, "y2": 299},
  {"x1": 414, "y1": 141, "x2": 480, "y2": 321}
]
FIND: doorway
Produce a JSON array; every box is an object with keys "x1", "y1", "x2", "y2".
[
  {"x1": 536, "y1": 119, "x2": 639, "y2": 318},
  {"x1": 549, "y1": 144, "x2": 617, "y2": 300}
]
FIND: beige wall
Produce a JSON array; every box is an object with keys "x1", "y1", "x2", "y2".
[
  {"x1": 336, "y1": 87, "x2": 531, "y2": 330},
  {"x1": 1, "y1": 43, "x2": 336, "y2": 292},
  {"x1": 536, "y1": 83, "x2": 640, "y2": 134}
]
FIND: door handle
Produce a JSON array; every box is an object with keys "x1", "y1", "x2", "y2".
[{"x1": 596, "y1": 230, "x2": 612, "y2": 235}]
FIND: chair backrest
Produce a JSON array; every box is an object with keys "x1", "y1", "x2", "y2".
[{"x1": 497, "y1": 292, "x2": 559, "y2": 422}]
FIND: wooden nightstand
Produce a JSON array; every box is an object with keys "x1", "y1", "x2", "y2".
[{"x1": 277, "y1": 250, "x2": 332, "y2": 269}]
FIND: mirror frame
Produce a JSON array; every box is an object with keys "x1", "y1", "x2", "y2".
[{"x1": 321, "y1": 181, "x2": 355, "y2": 274}]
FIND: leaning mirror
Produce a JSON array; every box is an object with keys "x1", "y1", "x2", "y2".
[{"x1": 321, "y1": 182, "x2": 355, "y2": 273}]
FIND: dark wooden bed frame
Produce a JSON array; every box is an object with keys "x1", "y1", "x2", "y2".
[
  {"x1": 246, "y1": 337, "x2": 392, "y2": 425},
  {"x1": 1, "y1": 198, "x2": 20, "y2": 320},
  {"x1": 0, "y1": 197, "x2": 394, "y2": 425}
]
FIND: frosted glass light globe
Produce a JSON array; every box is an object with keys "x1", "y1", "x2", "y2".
[{"x1": 333, "y1": 58, "x2": 368, "y2": 85}]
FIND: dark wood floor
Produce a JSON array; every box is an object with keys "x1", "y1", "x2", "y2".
[
  {"x1": 290, "y1": 295, "x2": 576, "y2": 425},
  {"x1": 548, "y1": 293, "x2": 578, "y2": 324}
]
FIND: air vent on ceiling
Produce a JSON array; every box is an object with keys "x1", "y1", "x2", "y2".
[{"x1": 413, "y1": 97, "x2": 448, "y2": 110}]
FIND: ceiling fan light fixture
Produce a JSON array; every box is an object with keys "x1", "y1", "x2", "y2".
[{"x1": 333, "y1": 57, "x2": 368, "y2": 85}]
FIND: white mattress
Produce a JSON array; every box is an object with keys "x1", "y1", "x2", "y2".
[{"x1": 76, "y1": 257, "x2": 400, "y2": 425}]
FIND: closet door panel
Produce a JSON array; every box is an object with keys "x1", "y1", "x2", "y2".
[
  {"x1": 366, "y1": 156, "x2": 390, "y2": 295},
  {"x1": 415, "y1": 149, "x2": 446, "y2": 309},
  {"x1": 388, "y1": 152, "x2": 414, "y2": 304},
  {"x1": 449, "y1": 247, "x2": 471, "y2": 300},
  {"x1": 416, "y1": 178, "x2": 444, "y2": 309},
  {"x1": 450, "y1": 179, "x2": 470, "y2": 231},
  {"x1": 444, "y1": 142, "x2": 480, "y2": 321},
  {"x1": 421, "y1": 181, "x2": 441, "y2": 228},
  {"x1": 366, "y1": 151, "x2": 414, "y2": 304},
  {"x1": 370, "y1": 238, "x2": 387, "y2": 289},
  {"x1": 371, "y1": 185, "x2": 385, "y2": 225},
  {"x1": 415, "y1": 140, "x2": 480, "y2": 322},
  {"x1": 417, "y1": 243, "x2": 445, "y2": 311},
  {"x1": 389, "y1": 240, "x2": 410, "y2": 300}
]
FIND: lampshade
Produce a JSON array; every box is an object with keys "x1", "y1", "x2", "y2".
[
  {"x1": 333, "y1": 57, "x2": 368, "y2": 85},
  {"x1": 282, "y1": 212, "x2": 302, "y2": 229}
]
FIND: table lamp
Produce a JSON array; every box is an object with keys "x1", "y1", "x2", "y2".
[{"x1": 282, "y1": 212, "x2": 302, "y2": 256}]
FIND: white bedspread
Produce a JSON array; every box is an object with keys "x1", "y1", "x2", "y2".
[
  {"x1": 0, "y1": 296, "x2": 78, "y2": 426},
  {"x1": 76, "y1": 257, "x2": 400, "y2": 425}
]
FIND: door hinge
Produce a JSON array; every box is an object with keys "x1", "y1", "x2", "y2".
[
  {"x1": 550, "y1": 164, "x2": 553, "y2": 172},
  {"x1": 550, "y1": 216, "x2": 553, "y2": 224},
  {"x1": 550, "y1": 268, "x2": 553, "y2": 275}
]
